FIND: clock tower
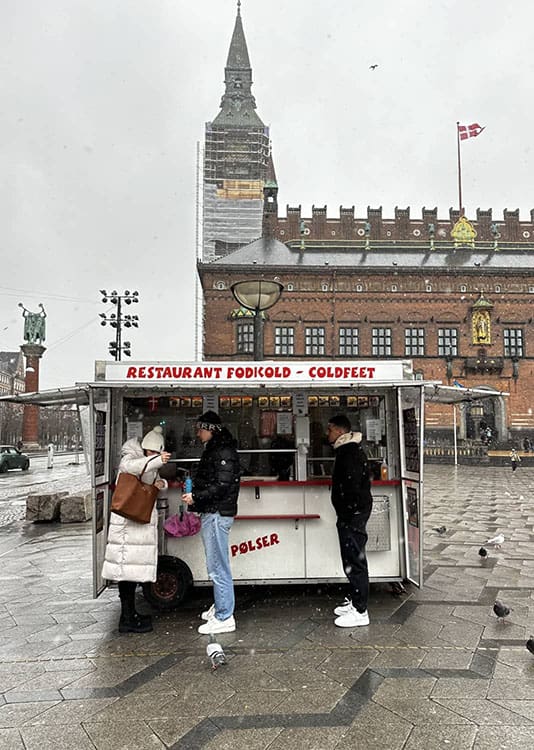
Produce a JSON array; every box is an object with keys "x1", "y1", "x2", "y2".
[{"x1": 202, "y1": 1, "x2": 270, "y2": 261}]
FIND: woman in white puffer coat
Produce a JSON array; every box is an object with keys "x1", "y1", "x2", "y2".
[{"x1": 102, "y1": 426, "x2": 170, "y2": 633}]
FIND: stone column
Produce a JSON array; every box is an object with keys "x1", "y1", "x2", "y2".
[{"x1": 21, "y1": 343, "x2": 46, "y2": 450}]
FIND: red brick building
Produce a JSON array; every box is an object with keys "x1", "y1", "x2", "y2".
[{"x1": 198, "y1": 7, "x2": 533, "y2": 447}]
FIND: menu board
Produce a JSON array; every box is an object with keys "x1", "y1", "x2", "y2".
[
  {"x1": 402, "y1": 407, "x2": 420, "y2": 474},
  {"x1": 94, "y1": 410, "x2": 106, "y2": 480}
]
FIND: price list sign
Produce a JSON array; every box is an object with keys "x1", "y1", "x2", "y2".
[
  {"x1": 402, "y1": 407, "x2": 420, "y2": 474},
  {"x1": 94, "y1": 411, "x2": 107, "y2": 480}
]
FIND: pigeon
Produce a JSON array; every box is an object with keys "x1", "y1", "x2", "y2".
[
  {"x1": 526, "y1": 636, "x2": 534, "y2": 656},
  {"x1": 478, "y1": 547, "x2": 488, "y2": 558},
  {"x1": 432, "y1": 526, "x2": 447, "y2": 535},
  {"x1": 369, "y1": 64, "x2": 378, "y2": 70},
  {"x1": 206, "y1": 641, "x2": 227, "y2": 671},
  {"x1": 486, "y1": 533, "x2": 504, "y2": 549},
  {"x1": 493, "y1": 600, "x2": 511, "y2": 622}
]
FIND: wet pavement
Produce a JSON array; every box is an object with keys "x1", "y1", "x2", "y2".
[
  {"x1": 0, "y1": 454, "x2": 89, "y2": 527},
  {"x1": 1, "y1": 464, "x2": 534, "y2": 748}
]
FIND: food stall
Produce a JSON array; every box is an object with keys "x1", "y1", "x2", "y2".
[{"x1": 2, "y1": 359, "x2": 505, "y2": 609}]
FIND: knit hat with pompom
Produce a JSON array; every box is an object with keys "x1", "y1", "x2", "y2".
[{"x1": 141, "y1": 425, "x2": 165, "y2": 452}]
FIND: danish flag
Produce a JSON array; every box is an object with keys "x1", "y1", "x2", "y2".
[{"x1": 458, "y1": 122, "x2": 485, "y2": 140}]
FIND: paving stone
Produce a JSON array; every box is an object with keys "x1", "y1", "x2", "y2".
[
  {"x1": 373, "y1": 677, "x2": 437, "y2": 701},
  {"x1": 211, "y1": 689, "x2": 287, "y2": 716},
  {"x1": 474, "y1": 726, "x2": 534, "y2": 749},
  {"x1": 431, "y1": 677, "x2": 489, "y2": 698},
  {"x1": 20, "y1": 723, "x2": 97, "y2": 749},
  {"x1": 147, "y1": 715, "x2": 212, "y2": 747},
  {"x1": 202, "y1": 727, "x2": 283, "y2": 750},
  {"x1": 267, "y1": 726, "x2": 347, "y2": 749},
  {"x1": 269, "y1": 685, "x2": 347, "y2": 714},
  {"x1": 434, "y1": 697, "x2": 534, "y2": 725},
  {"x1": 372, "y1": 696, "x2": 472, "y2": 724},
  {"x1": 404, "y1": 724, "x2": 477, "y2": 749},
  {"x1": 342, "y1": 701, "x2": 413, "y2": 747},
  {"x1": 0, "y1": 701, "x2": 59, "y2": 728},
  {"x1": 0, "y1": 728, "x2": 25, "y2": 749}
]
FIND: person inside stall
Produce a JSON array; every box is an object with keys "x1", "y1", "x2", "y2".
[
  {"x1": 270, "y1": 434, "x2": 295, "y2": 480},
  {"x1": 102, "y1": 426, "x2": 170, "y2": 634}
]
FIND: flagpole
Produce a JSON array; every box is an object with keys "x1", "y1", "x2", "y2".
[{"x1": 456, "y1": 121, "x2": 463, "y2": 216}]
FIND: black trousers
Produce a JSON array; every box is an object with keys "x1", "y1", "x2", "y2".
[
  {"x1": 336, "y1": 512, "x2": 371, "y2": 613},
  {"x1": 118, "y1": 581, "x2": 137, "y2": 614}
]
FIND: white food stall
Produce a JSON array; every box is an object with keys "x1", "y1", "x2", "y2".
[{"x1": 2, "y1": 359, "x2": 505, "y2": 609}]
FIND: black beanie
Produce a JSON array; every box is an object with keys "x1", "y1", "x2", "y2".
[{"x1": 196, "y1": 411, "x2": 222, "y2": 432}]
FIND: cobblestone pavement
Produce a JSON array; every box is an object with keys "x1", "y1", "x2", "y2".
[{"x1": 0, "y1": 465, "x2": 534, "y2": 749}]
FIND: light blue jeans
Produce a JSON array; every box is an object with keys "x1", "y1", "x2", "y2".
[{"x1": 200, "y1": 513, "x2": 235, "y2": 621}]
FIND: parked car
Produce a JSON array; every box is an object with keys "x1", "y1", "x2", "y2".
[{"x1": 0, "y1": 446, "x2": 30, "y2": 473}]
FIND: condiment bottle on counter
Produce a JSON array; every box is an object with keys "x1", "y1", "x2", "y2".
[{"x1": 380, "y1": 459, "x2": 389, "y2": 481}]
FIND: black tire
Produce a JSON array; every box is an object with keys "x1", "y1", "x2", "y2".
[
  {"x1": 142, "y1": 555, "x2": 193, "y2": 611},
  {"x1": 21, "y1": 460, "x2": 29, "y2": 471},
  {"x1": 0, "y1": 462, "x2": 7, "y2": 474}
]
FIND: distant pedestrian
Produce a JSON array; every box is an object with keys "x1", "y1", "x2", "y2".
[
  {"x1": 510, "y1": 447, "x2": 521, "y2": 472},
  {"x1": 327, "y1": 414, "x2": 373, "y2": 628},
  {"x1": 523, "y1": 437, "x2": 531, "y2": 454}
]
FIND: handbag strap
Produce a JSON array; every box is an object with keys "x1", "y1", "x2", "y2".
[{"x1": 139, "y1": 457, "x2": 157, "y2": 485}]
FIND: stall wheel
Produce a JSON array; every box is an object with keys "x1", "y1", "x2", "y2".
[{"x1": 142, "y1": 555, "x2": 193, "y2": 611}]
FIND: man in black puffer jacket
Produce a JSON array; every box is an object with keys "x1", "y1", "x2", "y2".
[
  {"x1": 327, "y1": 414, "x2": 373, "y2": 629},
  {"x1": 182, "y1": 411, "x2": 240, "y2": 634}
]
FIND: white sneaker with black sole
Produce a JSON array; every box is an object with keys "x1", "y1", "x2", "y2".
[
  {"x1": 201, "y1": 604, "x2": 215, "y2": 621},
  {"x1": 334, "y1": 597, "x2": 353, "y2": 616},
  {"x1": 334, "y1": 606, "x2": 369, "y2": 628},
  {"x1": 198, "y1": 614, "x2": 236, "y2": 635}
]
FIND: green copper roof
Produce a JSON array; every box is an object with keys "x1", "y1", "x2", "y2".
[{"x1": 212, "y1": 5, "x2": 265, "y2": 128}]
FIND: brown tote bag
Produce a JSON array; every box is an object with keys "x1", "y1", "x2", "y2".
[{"x1": 110, "y1": 461, "x2": 159, "y2": 524}]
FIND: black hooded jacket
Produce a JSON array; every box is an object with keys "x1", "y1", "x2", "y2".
[
  {"x1": 331, "y1": 432, "x2": 373, "y2": 521},
  {"x1": 191, "y1": 427, "x2": 240, "y2": 516}
]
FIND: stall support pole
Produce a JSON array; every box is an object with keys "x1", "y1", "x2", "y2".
[{"x1": 453, "y1": 405, "x2": 458, "y2": 466}]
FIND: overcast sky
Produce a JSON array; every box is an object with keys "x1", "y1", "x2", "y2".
[{"x1": 2, "y1": 0, "x2": 533, "y2": 389}]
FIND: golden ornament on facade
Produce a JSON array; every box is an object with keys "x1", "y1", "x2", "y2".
[
  {"x1": 451, "y1": 216, "x2": 477, "y2": 248},
  {"x1": 472, "y1": 310, "x2": 491, "y2": 345}
]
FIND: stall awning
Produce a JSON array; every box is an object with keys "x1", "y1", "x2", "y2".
[
  {"x1": 423, "y1": 384, "x2": 507, "y2": 405},
  {"x1": 0, "y1": 386, "x2": 90, "y2": 407},
  {"x1": 0, "y1": 381, "x2": 507, "y2": 407}
]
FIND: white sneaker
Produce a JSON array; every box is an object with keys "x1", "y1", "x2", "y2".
[
  {"x1": 334, "y1": 597, "x2": 353, "y2": 616},
  {"x1": 201, "y1": 604, "x2": 215, "y2": 621},
  {"x1": 334, "y1": 607, "x2": 369, "y2": 628},
  {"x1": 198, "y1": 615, "x2": 236, "y2": 635}
]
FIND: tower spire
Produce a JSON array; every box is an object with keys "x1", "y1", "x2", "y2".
[{"x1": 212, "y1": 2, "x2": 264, "y2": 127}]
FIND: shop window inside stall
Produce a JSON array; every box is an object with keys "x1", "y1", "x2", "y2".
[
  {"x1": 307, "y1": 393, "x2": 387, "y2": 480},
  {"x1": 123, "y1": 395, "x2": 205, "y2": 481},
  {"x1": 222, "y1": 394, "x2": 295, "y2": 480}
]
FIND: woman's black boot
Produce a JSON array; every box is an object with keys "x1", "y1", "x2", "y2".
[{"x1": 118, "y1": 582, "x2": 153, "y2": 633}]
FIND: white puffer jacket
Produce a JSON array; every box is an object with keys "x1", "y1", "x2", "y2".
[{"x1": 101, "y1": 439, "x2": 167, "y2": 583}]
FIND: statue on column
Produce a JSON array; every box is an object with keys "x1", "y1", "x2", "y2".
[{"x1": 18, "y1": 303, "x2": 47, "y2": 344}]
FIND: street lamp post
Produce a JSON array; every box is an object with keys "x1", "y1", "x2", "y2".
[
  {"x1": 230, "y1": 280, "x2": 284, "y2": 360},
  {"x1": 99, "y1": 290, "x2": 139, "y2": 361}
]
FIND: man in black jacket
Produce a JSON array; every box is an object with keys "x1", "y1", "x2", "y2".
[
  {"x1": 327, "y1": 414, "x2": 373, "y2": 627},
  {"x1": 182, "y1": 411, "x2": 240, "y2": 634}
]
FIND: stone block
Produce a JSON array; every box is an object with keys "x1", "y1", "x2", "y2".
[
  {"x1": 60, "y1": 492, "x2": 92, "y2": 523},
  {"x1": 26, "y1": 492, "x2": 67, "y2": 522}
]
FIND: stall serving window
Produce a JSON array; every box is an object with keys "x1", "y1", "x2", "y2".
[
  {"x1": 122, "y1": 394, "x2": 296, "y2": 482},
  {"x1": 307, "y1": 394, "x2": 387, "y2": 480}
]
